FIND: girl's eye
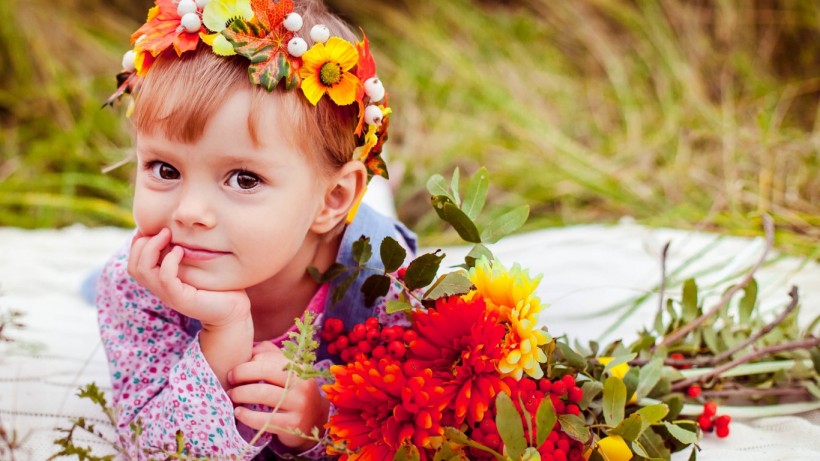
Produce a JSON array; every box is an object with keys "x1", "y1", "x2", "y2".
[
  {"x1": 227, "y1": 171, "x2": 261, "y2": 190},
  {"x1": 150, "y1": 162, "x2": 180, "y2": 180}
]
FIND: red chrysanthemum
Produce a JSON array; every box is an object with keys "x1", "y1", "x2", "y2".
[
  {"x1": 323, "y1": 357, "x2": 446, "y2": 460},
  {"x1": 408, "y1": 296, "x2": 509, "y2": 427}
]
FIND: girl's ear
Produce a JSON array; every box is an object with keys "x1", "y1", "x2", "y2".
[{"x1": 311, "y1": 160, "x2": 367, "y2": 234}]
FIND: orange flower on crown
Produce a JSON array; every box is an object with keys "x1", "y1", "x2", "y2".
[
  {"x1": 299, "y1": 37, "x2": 361, "y2": 105},
  {"x1": 131, "y1": 0, "x2": 205, "y2": 75}
]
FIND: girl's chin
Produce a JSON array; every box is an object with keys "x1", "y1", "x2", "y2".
[{"x1": 177, "y1": 267, "x2": 243, "y2": 292}]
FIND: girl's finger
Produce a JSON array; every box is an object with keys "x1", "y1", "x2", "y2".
[
  {"x1": 233, "y1": 406, "x2": 301, "y2": 435},
  {"x1": 228, "y1": 383, "x2": 288, "y2": 409},
  {"x1": 252, "y1": 341, "x2": 280, "y2": 355},
  {"x1": 229, "y1": 358, "x2": 290, "y2": 386},
  {"x1": 158, "y1": 245, "x2": 184, "y2": 286},
  {"x1": 138, "y1": 228, "x2": 171, "y2": 272},
  {"x1": 127, "y1": 235, "x2": 151, "y2": 278}
]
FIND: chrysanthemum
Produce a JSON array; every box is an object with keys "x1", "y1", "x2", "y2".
[
  {"x1": 299, "y1": 37, "x2": 360, "y2": 105},
  {"x1": 466, "y1": 257, "x2": 550, "y2": 380},
  {"x1": 323, "y1": 357, "x2": 445, "y2": 459},
  {"x1": 409, "y1": 296, "x2": 509, "y2": 426}
]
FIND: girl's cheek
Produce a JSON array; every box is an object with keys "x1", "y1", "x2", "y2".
[{"x1": 132, "y1": 190, "x2": 167, "y2": 236}]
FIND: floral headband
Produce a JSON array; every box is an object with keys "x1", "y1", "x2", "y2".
[{"x1": 107, "y1": 0, "x2": 391, "y2": 180}]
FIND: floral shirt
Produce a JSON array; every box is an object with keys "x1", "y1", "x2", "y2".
[{"x1": 97, "y1": 236, "x2": 411, "y2": 460}]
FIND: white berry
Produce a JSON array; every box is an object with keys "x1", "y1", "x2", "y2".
[
  {"x1": 364, "y1": 77, "x2": 385, "y2": 102},
  {"x1": 287, "y1": 37, "x2": 308, "y2": 57},
  {"x1": 310, "y1": 24, "x2": 330, "y2": 43},
  {"x1": 195, "y1": 0, "x2": 210, "y2": 8},
  {"x1": 177, "y1": 0, "x2": 198, "y2": 17},
  {"x1": 283, "y1": 13, "x2": 303, "y2": 32},
  {"x1": 121, "y1": 50, "x2": 136, "y2": 72},
  {"x1": 364, "y1": 105, "x2": 383, "y2": 126},
  {"x1": 180, "y1": 12, "x2": 201, "y2": 33}
]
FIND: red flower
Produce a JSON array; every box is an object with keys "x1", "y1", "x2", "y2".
[
  {"x1": 323, "y1": 357, "x2": 446, "y2": 459},
  {"x1": 409, "y1": 296, "x2": 509, "y2": 426}
]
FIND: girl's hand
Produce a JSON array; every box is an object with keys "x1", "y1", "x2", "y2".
[
  {"x1": 128, "y1": 228, "x2": 250, "y2": 327},
  {"x1": 228, "y1": 341, "x2": 329, "y2": 451}
]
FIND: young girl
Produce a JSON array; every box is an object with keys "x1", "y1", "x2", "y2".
[{"x1": 96, "y1": 0, "x2": 414, "y2": 458}]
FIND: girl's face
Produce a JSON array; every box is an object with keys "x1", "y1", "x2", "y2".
[{"x1": 132, "y1": 89, "x2": 331, "y2": 292}]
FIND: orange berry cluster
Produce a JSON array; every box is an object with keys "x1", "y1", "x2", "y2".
[
  {"x1": 322, "y1": 316, "x2": 415, "y2": 364},
  {"x1": 698, "y1": 401, "x2": 731, "y2": 438}
]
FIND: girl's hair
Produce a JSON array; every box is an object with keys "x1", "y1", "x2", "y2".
[{"x1": 131, "y1": 0, "x2": 359, "y2": 176}]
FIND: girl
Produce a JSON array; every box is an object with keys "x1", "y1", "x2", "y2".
[{"x1": 96, "y1": 0, "x2": 414, "y2": 459}]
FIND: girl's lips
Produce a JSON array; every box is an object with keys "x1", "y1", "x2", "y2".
[{"x1": 178, "y1": 245, "x2": 230, "y2": 261}]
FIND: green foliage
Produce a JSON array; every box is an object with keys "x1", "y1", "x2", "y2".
[{"x1": 282, "y1": 311, "x2": 330, "y2": 381}]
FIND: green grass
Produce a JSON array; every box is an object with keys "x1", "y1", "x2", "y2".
[{"x1": 1, "y1": 0, "x2": 818, "y2": 256}]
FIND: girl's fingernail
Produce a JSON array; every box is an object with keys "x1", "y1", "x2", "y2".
[{"x1": 227, "y1": 370, "x2": 233, "y2": 383}]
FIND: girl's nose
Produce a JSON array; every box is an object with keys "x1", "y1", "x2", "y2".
[{"x1": 172, "y1": 185, "x2": 216, "y2": 229}]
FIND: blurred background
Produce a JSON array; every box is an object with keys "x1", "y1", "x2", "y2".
[{"x1": 0, "y1": 0, "x2": 817, "y2": 256}]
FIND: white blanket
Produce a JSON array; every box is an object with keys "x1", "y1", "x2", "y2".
[{"x1": 1, "y1": 223, "x2": 818, "y2": 460}]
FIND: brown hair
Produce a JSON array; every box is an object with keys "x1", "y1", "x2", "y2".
[{"x1": 131, "y1": 0, "x2": 360, "y2": 176}]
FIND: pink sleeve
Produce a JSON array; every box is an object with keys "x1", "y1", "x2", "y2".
[{"x1": 96, "y1": 245, "x2": 271, "y2": 459}]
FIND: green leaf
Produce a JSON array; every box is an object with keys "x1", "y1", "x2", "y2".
[
  {"x1": 663, "y1": 422, "x2": 698, "y2": 445},
  {"x1": 380, "y1": 237, "x2": 407, "y2": 273},
  {"x1": 536, "y1": 394, "x2": 557, "y2": 446},
  {"x1": 635, "y1": 357, "x2": 664, "y2": 400},
  {"x1": 702, "y1": 325, "x2": 720, "y2": 355},
  {"x1": 811, "y1": 348, "x2": 820, "y2": 375},
  {"x1": 432, "y1": 195, "x2": 481, "y2": 243},
  {"x1": 433, "y1": 441, "x2": 468, "y2": 461},
  {"x1": 609, "y1": 413, "x2": 643, "y2": 441},
  {"x1": 603, "y1": 353, "x2": 635, "y2": 376},
  {"x1": 579, "y1": 380, "x2": 603, "y2": 410},
  {"x1": 681, "y1": 279, "x2": 698, "y2": 322},
  {"x1": 462, "y1": 167, "x2": 489, "y2": 221},
  {"x1": 307, "y1": 263, "x2": 347, "y2": 283},
  {"x1": 495, "y1": 392, "x2": 527, "y2": 461},
  {"x1": 557, "y1": 414, "x2": 590, "y2": 443},
  {"x1": 739, "y1": 278, "x2": 758, "y2": 324},
  {"x1": 622, "y1": 366, "x2": 640, "y2": 402},
  {"x1": 331, "y1": 272, "x2": 357, "y2": 306},
  {"x1": 424, "y1": 272, "x2": 473, "y2": 300},
  {"x1": 464, "y1": 243, "x2": 494, "y2": 268},
  {"x1": 557, "y1": 341, "x2": 587, "y2": 370},
  {"x1": 394, "y1": 443, "x2": 421, "y2": 461},
  {"x1": 480, "y1": 205, "x2": 529, "y2": 244},
  {"x1": 661, "y1": 393, "x2": 684, "y2": 420},
  {"x1": 361, "y1": 274, "x2": 392, "y2": 307},
  {"x1": 635, "y1": 404, "x2": 669, "y2": 430},
  {"x1": 603, "y1": 376, "x2": 626, "y2": 426},
  {"x1": 426, "y1": 174, "x2": 455, "y2": 202},
  {"x1": 352, "y1": 236, "x2": 373, "y2": 265},
  {"x1": 638, "y1": 428, "x2": 671, "y2": 459},
  {"x1": 386, "y1": 300, "x2": 414, "y2": 314},
  {"x1": 688, "y1": 446, "x2": 698, "y2": 461},
  {"x1": 404, "y1": 251, "x2": 445, "y2": 290},
  {"x1": 451, "y1": 166, "x2": 461, "y2": 206}
]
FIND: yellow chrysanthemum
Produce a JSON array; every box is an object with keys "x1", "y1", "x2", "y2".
[
  {"x1": 466, "y1": 256, "x2": 542, "y2": 322},
  {"x1": 467, "y1": 257, "x2": 549, "y2": 380},
  {"x1": 596, "y1": 357, "x2": 629, "y2": 380},
  {"x1": 299, "y1": 37, "x2": 360, "y2": 106}
]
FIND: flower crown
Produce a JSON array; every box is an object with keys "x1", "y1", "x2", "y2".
[{"x1": 107, "y1": 0, "x2": 391, "y2": 180}]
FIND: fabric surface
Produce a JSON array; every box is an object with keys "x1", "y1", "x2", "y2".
[{"x1": 1, "y1": 222, "x2": 818, "y2": 460}]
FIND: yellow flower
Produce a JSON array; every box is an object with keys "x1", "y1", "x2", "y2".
[
  {"x1": 596, "y1": 357, "x2": 629, "y2": 380},
  {"x1": 467, "y1": 257, "x2": 549, "y2": 380},
  {"x1": 466, "y1": 256, "x2": 542, "y2": 323},
  {"x1": 596, "y1": 435, "x2": 632, "y2": 461},
  {"x1": 299, "y1": 37, "x2": 360, "y2": 106}
]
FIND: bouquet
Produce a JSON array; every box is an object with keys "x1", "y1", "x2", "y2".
[{"x1": 311, "y1": 168, "x2": 820, "y2": 461}]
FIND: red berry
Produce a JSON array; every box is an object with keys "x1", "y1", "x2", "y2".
[
  {"x1": 387, "y1": 340, "x2": 405, "y2": 358},
  {"x1": 327, "y1": 343, "x2": 339, "y2": 355},
  {"x1": 520, "y1": 378, "x2": 537, "y2": 393},
  {"x1": 538, "y1": 378, "x2": 553, "y2": 393},
  {"x1": 687, "y1": 385, "x2": 702, "y2": 398},
  {"x1": 551, "y1": 381, "x2": 567, "y2": 396},
  {"x1": 325, "y1": 318, "x2": 344, "y2": 333},
  {"x1": 553, "y1": 448, "x2": 567, "y2": 461},
  {"x1": 565, "y1": 404, "x2": 580, "y2": 416},
  {"x1": 380, "y1": 326, "x2": 402, "y2": 343},
  {"x1": 716, "y1": 425, "x2": 730, "y2": 438},
  {"x1": 366, "y1": 328, "x2": 380, "y2": 344},
  {"x1": 357, "y1": 340, "x2": 372, "y2": 354},
  {"x1": 402, "y1": 329, "x2": 417, "y2": 343},
  {"x1": 561, "y1": 374, "x2": 576, "y2": 388},
  {"x1": 396, "y1": 267, "x2": 407, "y2": 279},
  {"x1": 365, "y1": 316, "x2": 380, "y2": 331},
  {"x1": 567, "y1": 386, "x2": 584, "y2": 403},
  {"x1": 556, "y1": 439, "x2": 570, "y2": 452},
  {"x1": 703, "y1": 401, "x2": 718, "y2": 417},
  {"x1": 372, "y1": 345, "x2": 387, "y2": 358},
  {"x1": 403, "y1": 359, "x2": 423, "y2": 376},
  {"x1": 348, "y1": 324, "x2": 366, "y2": 343},
  {"x1": 714, "y1": 415, "x2": 731, "y2": 428},
  {"x1": 479, "y1": 417, "x2": 497, "y2": 434},
  {"x1": 340, "y1": 348, "x2": 353, "y2": 363},
  {"x1": 334, "y1": 336, "x2": 349, "y2": 351},
  {"x1": 698, "y1": 414, "x2": 713, "y2": 431}
]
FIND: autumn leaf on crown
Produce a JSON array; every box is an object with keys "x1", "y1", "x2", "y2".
[
  {"x1": 132, "y1": 0, "x2": 202, "y2": 61},
  {"x1": 221, "y1": 0, "x2": 301, "y2": 91},
  {"x1": 353, "y1": 32, "x2": 376, "y2": 137}
]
